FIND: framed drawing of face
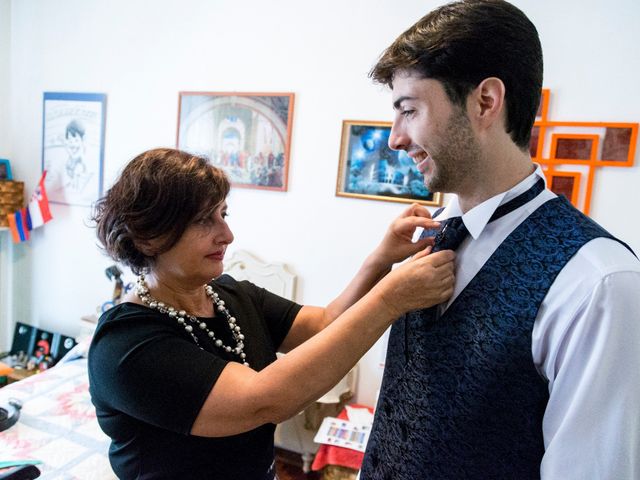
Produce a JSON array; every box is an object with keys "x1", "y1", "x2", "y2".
[{"x1": 42, "y1": 92, "x2": 107, "y2": 206}]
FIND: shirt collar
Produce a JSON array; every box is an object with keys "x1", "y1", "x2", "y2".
[{"x1": 433, "y1": 164, "x2": 547, "y2": 240}]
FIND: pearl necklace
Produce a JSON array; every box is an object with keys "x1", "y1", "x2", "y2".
[{"x1": 135, "y1": 274, "x2": 249, "y2": 366}]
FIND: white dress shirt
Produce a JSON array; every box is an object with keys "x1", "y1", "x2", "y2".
[{"x1": 433, "y1": 165, "x2": 640, "y2": 479}]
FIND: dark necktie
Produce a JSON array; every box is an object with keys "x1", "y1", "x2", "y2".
[
  {"x1": 432, "y1": 217, "x2": 469, "y2": 252},
  {"x1": 423, "y1": 177, "x2": 546, "y2": 252}
]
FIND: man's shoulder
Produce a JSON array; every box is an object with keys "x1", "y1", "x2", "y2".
[{"x1": 570, "y1": 238, "x2": 639, "y2": 277}]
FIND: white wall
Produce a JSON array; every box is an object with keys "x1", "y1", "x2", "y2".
[
  {"x1": 5, "y1": 0, "x2": 640, "y2": 406},
  {"x1": 0, "y1": 0, "x2": 9, "y2": 157}
]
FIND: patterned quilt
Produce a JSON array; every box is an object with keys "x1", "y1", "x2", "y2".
[{"x1": 0, "y1": 358, "x2": 116, "y2": 479}]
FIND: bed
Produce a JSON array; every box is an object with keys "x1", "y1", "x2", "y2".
[{"x1": 0, "y1": 342, "x2": 116, "y2": 479}]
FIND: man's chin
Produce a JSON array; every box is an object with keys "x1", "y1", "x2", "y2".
[{"x1": 424, "y1": 176, "x2": 438, "y2": 192}]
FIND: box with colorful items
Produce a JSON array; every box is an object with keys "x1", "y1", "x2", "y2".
[{"x1": 0, "y1": 322, "x2": 77, "y2": 386}]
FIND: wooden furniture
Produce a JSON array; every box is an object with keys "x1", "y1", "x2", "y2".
[
  {"x1": 6, "y1": 367, "x2": 38, "y2": 384},
  {"x1": 0, "y1": 180, "x2": 23, "y2": 228}
]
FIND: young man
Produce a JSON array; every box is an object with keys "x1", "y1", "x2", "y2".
[{"x1": 360, "y1": 1, "x2": 640, "y2": 478}]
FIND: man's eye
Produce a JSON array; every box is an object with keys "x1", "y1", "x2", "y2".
[{"x1": 401, "y1": 109, "x2": 415, "y2": 117}]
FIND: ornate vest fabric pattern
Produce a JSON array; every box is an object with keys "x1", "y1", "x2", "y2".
[{"x1": 361, "y1": 197, "x2": 621, "y2": 480}]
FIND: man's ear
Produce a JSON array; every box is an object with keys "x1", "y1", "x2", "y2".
[{"x1": 467, "y1": 77, "x2": 506, "y2": 128}]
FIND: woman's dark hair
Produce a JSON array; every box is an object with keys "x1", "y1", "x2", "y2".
[
  {"x1": 93, "y1": 148, "x2": 230, "y2": 274},
  {"x1": 370, "y1": 0, "x2": 543, "y2": 150}
]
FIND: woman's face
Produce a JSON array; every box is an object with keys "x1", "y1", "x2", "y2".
[{"x1": 151, "y1": 201, "x2": 234, "y2": 286}]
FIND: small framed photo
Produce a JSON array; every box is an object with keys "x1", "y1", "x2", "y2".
[
  {"x1": 177, "y1": 92, "x2": 295, "y2": 191},
  {"x1": 336, "y1": 120, "x2": 442, "y2": 206},
  {"x1": 41, "y1": 92, "x2": 107, "y2": 206},
  {"x1": 0, "y1": 158, "x2": 12, "y2": 180},
  {"x1": 547, "y1": 171, "x2": 581, "y2": 206}
]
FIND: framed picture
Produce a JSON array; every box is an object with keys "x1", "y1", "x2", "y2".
[
  {"x1": 41, "y1": 92, "x2": 107, "y2": 206},
  {"x1": 547, "y1": 171, "x2": 581, "y2": 206},
  {"x1": 177, "y1": 92, "x2": 295, "y2": 191},
  {"x1": 0, "y1": 158, "x2": 12, "y2": 180},
  {"x1": 336, "y1": 120, "x2": 443, "y2": 206}
]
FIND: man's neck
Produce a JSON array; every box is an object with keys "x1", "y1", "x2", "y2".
[{"x1": 456, "y1": 149, "x2": 535, "y2": 214}]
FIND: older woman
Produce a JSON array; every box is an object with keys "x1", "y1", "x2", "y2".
[{"x1": 89, "y1": 148, "x2": 454, "y2": 479}]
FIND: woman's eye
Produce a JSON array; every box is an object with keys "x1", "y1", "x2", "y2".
[{"x1": 195, "y1": 210, "x2": 228, "y2": 225}]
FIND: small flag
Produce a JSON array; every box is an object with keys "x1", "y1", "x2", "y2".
[
  {"x1": 26, "y1": 171, "x2": 53, "y2": 230},
  {"x1": 7, "y1": 209, "x2": 29, "y2": 243},
  {"x1": 20, "y1": 208, "x2": 30, "y2": 241}
]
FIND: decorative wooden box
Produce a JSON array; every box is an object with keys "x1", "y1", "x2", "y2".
[{"x1": 0, "y1": 181, "x2": 24, "y2": 227}]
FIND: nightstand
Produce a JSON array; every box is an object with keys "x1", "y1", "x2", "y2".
[{"x1": 6, "y1": 367, "x2": 38, "y2": 384}]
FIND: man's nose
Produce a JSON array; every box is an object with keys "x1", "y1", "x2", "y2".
[{"x1": 388, "y1": 121, "x2": 409, "y2": 151}]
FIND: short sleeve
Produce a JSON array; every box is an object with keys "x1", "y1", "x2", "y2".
[
  {"x1": 257, "y1": 286, "x2": 302, "y2": 349},
  {"x1": 88, "y1": 305, "x2": 228, "y2": 435},
  {"x1": 216, "y1": 276, "x2": 302, "y2": 351}
]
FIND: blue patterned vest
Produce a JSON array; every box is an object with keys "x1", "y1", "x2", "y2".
[{"x1": 361, "y1": 196, "x2": 626, "y2": 480}]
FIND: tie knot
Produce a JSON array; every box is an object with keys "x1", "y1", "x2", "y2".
[{"x1": 432, "y1": 216, "x2": 469, "y2": 252}]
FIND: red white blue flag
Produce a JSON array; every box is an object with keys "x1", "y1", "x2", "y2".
[{"x1": 26, "y1": 171, "x2": 53, "y2": 229}]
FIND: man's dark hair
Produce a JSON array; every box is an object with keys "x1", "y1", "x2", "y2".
[{"x1": 370, "y1": 0, "x2": 543, "y2": 150}]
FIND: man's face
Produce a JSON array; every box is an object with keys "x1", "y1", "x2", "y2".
[{"x1": 388, "y1": 73, "x2": 482, "y2": 194}]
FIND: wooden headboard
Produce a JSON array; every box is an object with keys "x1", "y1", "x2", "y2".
[{"x1": 223, "y1": 250, "x2": 296, "y2": 301}]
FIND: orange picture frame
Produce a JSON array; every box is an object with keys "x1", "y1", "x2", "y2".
[{"x1": 531, "y1": 89, "x2": 638, "y2": 214}]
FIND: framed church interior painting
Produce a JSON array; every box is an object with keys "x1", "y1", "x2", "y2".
[
  {"x1": 177, "y1": 92, "x2": 295, "y2": 191},
  {"x1": 336, "y1": 120, "x2": 442, "y2": 206},
  {"x1": 41, "y1": 92, "x2": 107, "y2": 206}
]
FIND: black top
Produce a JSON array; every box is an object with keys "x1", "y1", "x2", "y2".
[{"x1": 88, "y1": 275, "x2": 302, "y2": 479}]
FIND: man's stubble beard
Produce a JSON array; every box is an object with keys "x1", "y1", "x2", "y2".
[{"x1": 425, "y1": 108, "x2": 483, "y2": 195}]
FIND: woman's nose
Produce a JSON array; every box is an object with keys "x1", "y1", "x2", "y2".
[{"x1": 218, "y1": 223, "x2": 234, "y2": 245}]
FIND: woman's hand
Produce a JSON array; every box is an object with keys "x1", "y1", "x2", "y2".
[
  {"x1": 372, "y1": 203, "x2": 441, "y2": 268},
  {"x1": 372, "y1": 248, "x2": 456, "y2": 319}
]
